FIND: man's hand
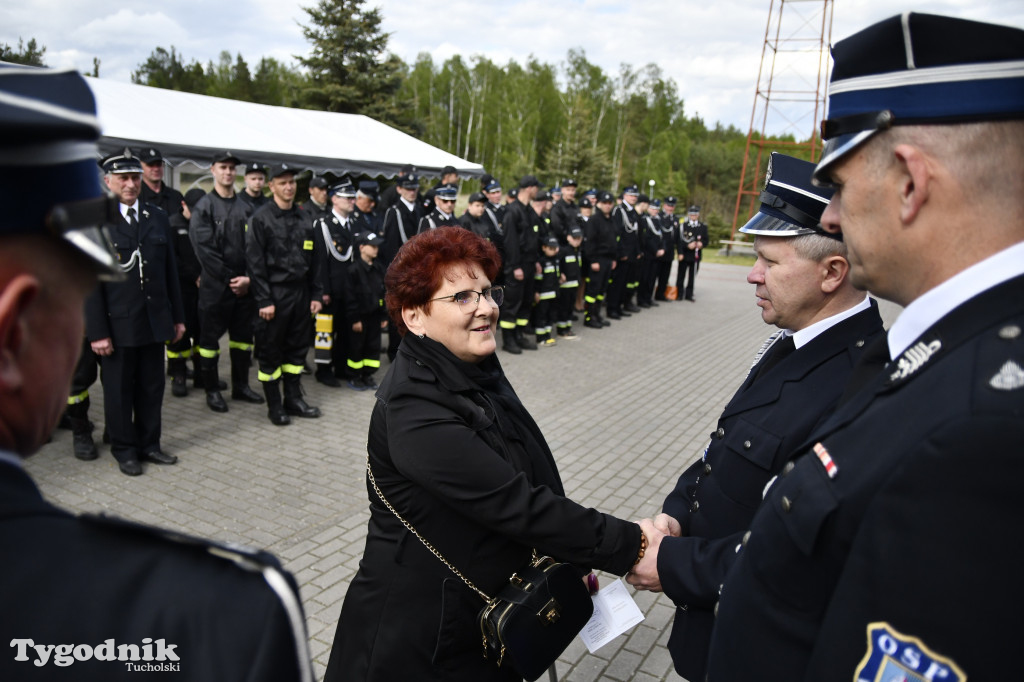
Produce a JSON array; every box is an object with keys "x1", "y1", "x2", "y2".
[
  {"x1": 229, "y1": 276, "x2": 250, "y2": 296},
  {"x1": 653, "y1": 513, "x2": 682, "y2": 537},
  {"x1": 259, "y1": 305, "x2": 275, "y2": 321},
  {"x1": 172, "y1": 323, "x2": 186, "y2": 343},
  {"x1": 310, "y1": 300, "x2": 323, "y2": 315},
  {"x1": 626, "y1": 518, "x2": 667, "y2": 593},
  {"x1": 591, "y1": 262, "x2": 600, "y2": 272},
  {"x1": 352, "y1": 320, "x2": 363, "y2": 333},
  {"x1": 91, "y1": 337, "x2": 114, "y2": 356},
  {"x1": 513, "y1": 267, "x2": 524, "y2": 281}
]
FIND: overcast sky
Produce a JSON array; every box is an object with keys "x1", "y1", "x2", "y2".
[{"x1": 3, "y1": 1, "x2": 1021, "y2": 136}]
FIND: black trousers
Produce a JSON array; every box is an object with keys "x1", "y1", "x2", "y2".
[
  {"x1": 346, "y1": 310, "x2": 384, "y2": 379},
  {"x1": 677, "y1": 258, "x2": 699, "y2": 299},
  {"x1": 606, "y1": 258, "x2": 630, "y2": 311},
  {"x1": 638, "y1": 257, "x2": 657, "y2": 304},
  {"x1": 584, "y1": 258, "x2": 613, "y2": 305},
  {"x1": 254, "y1": 284, "x2": 313, "y2": 380},
  {"x1": 68, "y1": 337, "x2": 100, "y2": 415},
  {"x1": 198, "y1": 283, "x2": 256, "y2": 351},
  {"x1": 556, "y1": 286, "x2": 578, "y2": 330},
  {"x1": 100, "y1": 342, "x2": 165, "y2": 462},
  {"x1": 654, "y1": 259, "x2": 673, "y2": 299},
  {"x1": 500, "y1": 264, "x2": 537, "y2": 330}
]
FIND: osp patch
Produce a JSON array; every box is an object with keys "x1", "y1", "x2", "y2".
[{"x1": 855, "y1": 622, "x2": 966, "y2": 682}]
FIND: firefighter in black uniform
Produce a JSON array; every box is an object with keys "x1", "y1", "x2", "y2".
[
  {"x1": 237, "y1": 161, "x2": 270, "y2": 212},
  {"x1": 655, "y1": 196, "x2": 679, "y2": 300},
  {"x1": 499, "y1": 175, "x2": 541, "y2": 352},
  {"x1": 607, "y1": 185, "x2": 641, "y2": 319},
  {"x1": 676, "y1": 205, "x2": 708, "y2": 302},
  {"x1": 299, "y1": 174, "x2": 330, "y2": 225},
  {"x1": 417, "y1": 182, "x2": 460, "y2": 232},
  {"x1": 189, "y1": 151, "x2": 264, "y2": 413},
  {"x1": 312, "y1": 179, "x2": 357, "y2": 387},
  {"x1": 138, "y1": 147, "x2": 200, "y2": 398},
  {"x1": 582, "y1": 191, "x2": 618, "y2": 329},
  {"x1": 481, "y1": 174, "x2": 505, "y2": 223},
  {"x1": 549, "y1": 177, "x2": 578, "y2": 241},
  {"x1": 638, "y1": 197, "x2": 665, "y2": 307},
  {"x1": 245, "y1": 163, "x2": 324, "y2": 425},
  {"x1": 85, "y1": 150, "x2": 185, "y2": 476}
]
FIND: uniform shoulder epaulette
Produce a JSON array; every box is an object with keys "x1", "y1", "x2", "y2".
[{"x1": 975, "y1": 321, "x2": 1024, "y2": 410}]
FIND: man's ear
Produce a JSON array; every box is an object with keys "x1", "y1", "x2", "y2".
[
  {"x1": 820, "y1": 255, "x2": 851, "y2": 294},
  {"x1": 402, "y1": 306, "x2": 425, "y2": 337},
  {"x1": 893, "y1": 143, "x2": 932, "y2": 225},
  {"x1": 0, "y1": 274, "x2": 41, "y2": 390}
]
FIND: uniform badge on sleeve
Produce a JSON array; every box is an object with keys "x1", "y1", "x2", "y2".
[{"x1": 855, "y1": 622, "x2": 966, "y2": 682}]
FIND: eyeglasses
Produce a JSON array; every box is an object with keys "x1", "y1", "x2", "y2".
[{"x1": 430, "y1": 286, "x2": 504, "y2": 307}]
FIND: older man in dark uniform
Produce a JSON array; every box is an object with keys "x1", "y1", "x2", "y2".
[
  {"x1": 704, "y1": 15, "x2": 1024, "y2": 681},
  {"x1": 627, "y1": 153, "x2": 884, "y2": 682},
  {"x1": 0, "y1": 65, "x2": 313, "y2": 682},
  {"x1": 247, "y1": 163, "x2": 325, "y2": 425},
  {"x1": 416, "y1": 182, "x2": 460, "y2": 232},
  {"x1": 312, "y1": 178, "x2": 358, "y2": 387},
  {"x1": 676, "y1": 204, "x2": 708, "y2": 302},
  {"x1": 84, "y1": 150, "x2": 185, "y2": 476},
  {"x1": 607, "y1": 185, "x2": 641, "y2": 319}
]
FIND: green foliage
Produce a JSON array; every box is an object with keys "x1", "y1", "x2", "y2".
[{"x1": 1, "y1": 37, "x2": 47, "y2": 66}]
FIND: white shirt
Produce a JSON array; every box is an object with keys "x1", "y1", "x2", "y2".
[
  {"x1": 400, "y1": 197, "x2": 417, "y2": 212},
  {"x1": 888, "y1": 241, "x2": 1024, "y2": 359},
  {"x1": 119, "y1": 200, "x2": 140, "y2": 221},
  {"x1": 790, "y1": 294, "x2": 873, "y2": 350}
]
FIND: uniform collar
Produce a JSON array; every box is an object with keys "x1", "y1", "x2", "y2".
[
  {"x1": 888, "y1": 241, "x2": 1024, "y2": 359},
  {"x1": 791, "y1": 295, "x2": 872, "y2": 349}
]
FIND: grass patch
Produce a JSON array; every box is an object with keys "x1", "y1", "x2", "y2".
[{"x1": 703, "y1": 252, "x2": 756, "y2": 267}]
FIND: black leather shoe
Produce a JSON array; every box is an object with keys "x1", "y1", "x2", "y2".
[
  {"x1": 72, "y1": 433, "x2": 98, "y2": 461},
  {"x1": 232, "y1": 385, "x2": 265, "y2": 404},
  {"x1": 206, "y1": 391, "x2": 229, "y2": 413},
  {"x1": 685, "y1": 296, "x2": 696, "y2": 302},
  {"x1": 268, "y1": 407, "x2": 291, "y2": 426},
  {"x1": 143, "y1": 449, "x2": 177, "y2": 465},
  {"x1": 285, "y1": 399, "x2": 321, "y2": 418},
  {"x1": 118, "y1": 459, "x2": 143, "y2": 476},
  {"x1": 637, "y1": 301, "x2": 652, "y2": 309},
  {"x1": 171, "y1": 375, "x2": 188, "y2": 397},
  {"x1": 584, "y1": 318, "x2": 604, "y2": 329},
  {"x1": 606, "y1": 311, "x2": 622, "y2": 320},
  {"x1": 315, "y1": 371, "x2": 342, "y2": 387},
  {"x1": 503, "y1": 342, "x2": 522, "y2": 354},
  {"x1": 517, "y1": 335, "x2": 538, "y2": 351},
  {"x1": 648, "y1": 301, "x2": 660, "y2": 307},
  {"x1": 624, "y1": 303, "x2": 642, "y2": 313}
]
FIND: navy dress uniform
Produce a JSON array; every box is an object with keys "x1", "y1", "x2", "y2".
[
  {"x1": 416, "y1": 182, "x2": 460, "y2": 233},
  {"x1": 657, "y1": 154, "x2": 884, "y2": 682},
  {"x1": 676, "y1": 205, "x2": 707, "y2": 301},
  {"x1": 654, "y1": 197, "x2": 679, "y2": 300},
  {"x1": 313, "y1": 179, "x2": 358, "y2": 385},
  {"x1": 246, "y1": 163, "x2": 325, "y2": 425},
  {"x1": 706, "y1": 14, "x2": 1024, "y2": 681},
  {"x1": 85, "y1": 150, "x2": 185, "y2": 476},
  {"x1": 607, "y1": 186, "x2": 641, "y2": 318},
  {"x1": 0, "y1": 64, "x2": 313, "y2": 682}
]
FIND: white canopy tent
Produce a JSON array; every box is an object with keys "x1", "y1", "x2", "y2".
[{"x1": 86, "y1": 76, "x2": 483, "y2": 180}]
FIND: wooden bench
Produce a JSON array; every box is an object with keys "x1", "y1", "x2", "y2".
[{"x1": 718, "y1": 239, "x2": 757, "y2": 257}]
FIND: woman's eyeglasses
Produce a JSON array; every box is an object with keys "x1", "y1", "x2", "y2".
[{"x1": 430, "y1": 286, "x2": 504, "y2": 307}]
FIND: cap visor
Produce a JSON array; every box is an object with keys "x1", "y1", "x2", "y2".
[
  {"x1": 738, "y1": 211, "x2": 816, "y2": 237},
  {"x1": 812, "y1": 128, "x2": 880, "y2": 186}
]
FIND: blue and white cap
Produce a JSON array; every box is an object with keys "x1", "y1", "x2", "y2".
[
  {"x1": 741, "y1": 153, "x2": 836, "y2": 239},
  {"x1": 329, "y1": 177, "x2": 356, "y2": 198},
  {"x1": 434, "y1": 183, "x2": 458, "y2": 201},
  {"x1": 814, "y1": 12, "x2": 1024, "y2": 185},
  {"x1": 0, "y1": 64, "x2": 120, "y2": 278}
]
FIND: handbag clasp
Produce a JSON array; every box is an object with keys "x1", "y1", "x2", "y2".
[{"x1": 538, "y1": 598, "x2": 561, "y2": 625}]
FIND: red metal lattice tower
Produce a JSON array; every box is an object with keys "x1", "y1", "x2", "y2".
[{"x1": 730, "y1": 0, "x2": 834, "y2": 241}]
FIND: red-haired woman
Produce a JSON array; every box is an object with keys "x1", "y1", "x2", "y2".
[{"x1": 324, "y1": 226, "x2": 646, "y2": 681}]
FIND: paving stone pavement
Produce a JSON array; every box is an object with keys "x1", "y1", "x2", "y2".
[{"x1": 28, "y1": 262, "x2": 900, "y2": 682}]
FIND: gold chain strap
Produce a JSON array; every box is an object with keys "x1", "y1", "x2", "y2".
[{"x1": 366, "y1": 456, "x2": 493, "y2": 603}]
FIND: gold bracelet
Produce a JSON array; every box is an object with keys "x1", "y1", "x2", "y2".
[{"x1": 634, "y1": 529, "x2": 648, "y2": 566}]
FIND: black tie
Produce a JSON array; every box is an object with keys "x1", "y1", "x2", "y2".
[
  {"x1": 126, "y1": 207, "x2": 138, "y2": 227},
  {"x1": 753, "y1": 334, "x2": 796, "y2": 381}
]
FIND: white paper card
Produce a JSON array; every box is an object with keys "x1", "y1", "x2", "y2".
[{"x1": 579, "y1": 578, "x2": 645, "y2": 653}]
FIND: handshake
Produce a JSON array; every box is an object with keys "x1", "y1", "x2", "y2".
[{"x1": 625, "y1": 514, "x2": 681, "y2": 593}]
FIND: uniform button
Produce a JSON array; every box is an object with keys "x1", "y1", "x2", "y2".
[
  {"x1": 781, "y1": 496, "x2": 792, "y2": 512},
  {"x1": 742, "y1": 530, "x2": 751, "y2": 546},
  {"x1": 855, "y1": 339, "x2": 865, "y2": 348},
  {"x1": 782, "y1": 461, "x2": 795, "y2": 476},
  {"x1": 743, "y1": 440, "x2": 752, "y2": 450},
  {"x1": 703, "y1": 463, "x2": 712, "y2": 475},
  {"x1": 690, "y1": 500, "x2": 700, "y2": 513},
  {"x1": 999, "y1": 324, "x2": 1021, "y2": 340},
  {"x1": 715, "y1": 427, "x2": 725, "y2": 439}
]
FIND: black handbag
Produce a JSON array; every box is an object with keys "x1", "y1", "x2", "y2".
[{"x1": 367, "y1": 457, "x2": 593, "y2": 681}]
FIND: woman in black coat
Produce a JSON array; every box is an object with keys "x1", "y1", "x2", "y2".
[{"x1": 324, "y1": 226, "x2": 645, "y2": 681}]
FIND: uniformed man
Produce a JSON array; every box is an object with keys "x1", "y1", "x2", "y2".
[
  {"x1": 676, "y1": 204, "x2": 708, "y2": 302},
  {"x1": 312, "y1": 179, "x2": 357, "y2": 387},
  {"x1": 637, "y1": 197, "x2": 664, "y2": 307},
  {"x1": 607, "y1": 184, "x2": 641, "y2": 319},
  {"x1": 138, "y1": 147, "x2": 200, "y2": 398},
  {"x1": 549, "y1": 177, "x2": 578, "y2": 241},
  {"x1": 481, "y1": 174, "x2": 505, "y2": 223},
  {"x1": 376, "y1": 163, "x2": 416, "y2": 212},
  {"x1": 417, "y1": 182, "x2": 460, "y2": 232},
  {"x1": 237, "y1": 161, "x2": 270, "y2": 211},
  {"x1": 499, "y1": 175, "x2": 541, "y2": 352},
  {"x1": 704, "y1": 14, "x2": 1024, "y2": 681},
  {"x1": 246, "y1": 163, "x2": 325, "y2": 425},
  {"x1": 352, "y1": 180, "x2": 382, "y2": 234},
  {"x1": 85, "y1": 149, "x2": 185, "y2": 476},
  {"x1": 627, "y1": 153, "x2": 885, "y2": 682},
  {"x1": 189, "y1": 151, "x2": 264, "y2": 413},
  {"x1": 654, "y1": 196, "x2": 679, "y2": 301},
  {"x1": 582, "y1": 191, "x2": 618, "y2": 329},
  {"x1": 299, "y1": 174, "x2": 330, "y2": 225},
  {"x1": 0, "y1": 65, "x2": 313, "y2": 682},
  {"x1": 420, "y1": 164, "x2": 458, "y2": 215}
]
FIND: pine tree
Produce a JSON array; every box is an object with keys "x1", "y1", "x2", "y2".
[
  {"x1": 1, "y1": 38, "x2": 47, "y2": 67},
  {"x1": 297, "y1": 0, "x2": 408, "y2": 130}
]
